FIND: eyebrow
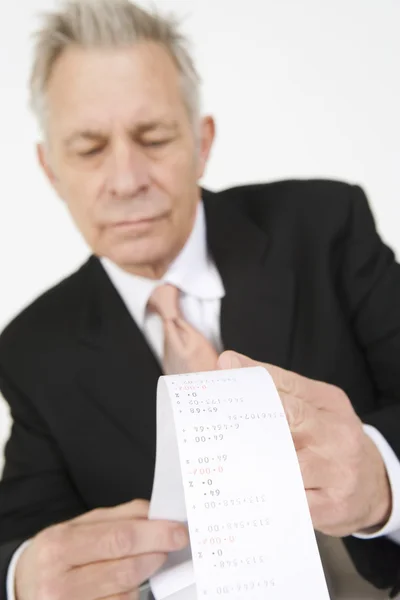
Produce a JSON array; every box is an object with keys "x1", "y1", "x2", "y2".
[{"x1": 64, "y1": 120, "x2": 179, "y2": 147}]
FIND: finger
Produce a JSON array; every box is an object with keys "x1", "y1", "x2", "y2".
[
  {"x1": 217, "y1": 352, "x2": 322, "y2": 423},
  {"x1": 270, "y1": 368, "x2": 352, "y2": 413},
  {"x1": 218, "y1": 352, "x2": 334, "y2": 411},
  {"x1": 217, "y1": 351, "x2": 257, "y2": 370},
  {"x1": 69, "y1": 553, "x2": 166, "y2": 600},
  {"x1": 100, "y1": 595, "x2": 138, "y2": 600},
  {"x1": 100, "y1": 592, "x2": 138, "y2": 600},
  {"x1": 217, "y1": 352, "x2": 315, "y2": 404},
  {"x1": 305, "y1": 489, "x2": 326, "y2": 529},
  {"x1": 64, "y1": 519, "x2": 189, "y2": 567},
  {"x1": 305, "y1": 488, "x2": 336, "y2": 531},
  {"x1": 281, "y1": 393, "x2": 336, "y2": 454},
  {"x1": 217, "y1": 352, "x2": 311, "y2": 399},
  {"x1": 266, "y1": 364, "x2": 325, "y2": 406},
  {"x1": 279, "y1": 392, "x2": 317, "y2": 434},
  {"x1": 71, "y1": 500, "x2": 150, "y2": 525},
  {"x1": 305, "y1": 489, "x2": 345, "y2": 535},
  {"x1": 297, "y1": 449, "x2": 337, "y2": 490}
]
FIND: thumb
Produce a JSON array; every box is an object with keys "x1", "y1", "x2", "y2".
[{"x1": 217, "y1": 351, "x2": 258, "y2": 370}]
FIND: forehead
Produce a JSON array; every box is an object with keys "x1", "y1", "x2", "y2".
[{"x1": 46, "y1": 42, "x2": 186, "y2": 134}]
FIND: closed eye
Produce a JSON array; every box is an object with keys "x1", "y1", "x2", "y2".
[
  {"x1": 142, "y1": 139, "x2": 170, "y2": 148},
  {"x1": 79, "y1": 147, "x2": 103, "y2": 157}
]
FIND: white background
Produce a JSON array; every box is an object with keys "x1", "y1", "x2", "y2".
[{"x1": 1, "y1": 0, "x2": 399, "y2": 470}]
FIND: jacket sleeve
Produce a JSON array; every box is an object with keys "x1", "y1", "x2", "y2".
[
  {"x1": 0, "y1": 367, "x2": 87, "y2": 599},
  {"x1": 337, "y1": 185, "x2": 400, "y2": 596}
]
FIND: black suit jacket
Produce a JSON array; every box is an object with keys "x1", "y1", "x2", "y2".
[{"x1": 1, "y1": 180, "x2": 400, "y2": 598}]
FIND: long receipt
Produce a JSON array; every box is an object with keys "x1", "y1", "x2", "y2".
[{"x1": 149, "y1": 367, "x2": 330, "y2": 600}]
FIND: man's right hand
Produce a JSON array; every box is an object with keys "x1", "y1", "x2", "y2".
[{"x1": 14, "y1": 499, "x2": 189, "y2": 600}]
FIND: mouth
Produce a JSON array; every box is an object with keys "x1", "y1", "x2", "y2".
[{"x1": 113, "y1": 212, "x2": 169, "y2": 229}]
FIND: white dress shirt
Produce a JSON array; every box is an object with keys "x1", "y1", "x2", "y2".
[{"x1": 6, "y1": 201, "x2": 400, "y2": 599}]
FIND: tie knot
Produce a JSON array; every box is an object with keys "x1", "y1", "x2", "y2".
[{"x1": 148, "y1": 284, "x2": 181, "y2": 321}]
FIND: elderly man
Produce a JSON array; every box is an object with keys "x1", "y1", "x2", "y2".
[{"x1": 0, "y1": 0, "x2": 400, "y2": 599}]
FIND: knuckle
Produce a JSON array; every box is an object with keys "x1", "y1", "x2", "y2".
[
  {"x1": 131, "y1": 498, "x2": 149, "y2": 514},
  {"x1": 33, "y1": 526, "x2": 72, "y2": 600},
  {"x1": 36, "y1": 525, "x2": 67, "y2": 569},
  {"x1": 285, "y1": 396, "x2": 304, "y2": 428},
  {"x1": 109, "y1": 523, "x2": 135, "y2": 556},
  {"x1": 114, "y1": 562, "x2": 138, "y2": 590},
  {"x1": 89, "y1": 507, "x2": 108, "y2": 519},
  {"x1": 341, "y1": 421, "x2": 363, "y2": 456},
  {"x1": 343, "y1": 464, "x2": 358, "y2": 495},
  {"x1": 152, "y1": 526, "x2": 172, "y2": 550},
  {"x1": 331, "y1": 384, "x2": 351, "y2": 408},
  {"x1": 280, "y1": 368, "x2": 295, "y2": 394},
  {"x1": 335, "y1": 384, "x2": 349, "y2": 401}
]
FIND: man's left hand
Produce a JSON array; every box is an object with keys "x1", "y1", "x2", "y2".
[{"x1": 217, "y1": 351, "x2": 392, "y2": 537}]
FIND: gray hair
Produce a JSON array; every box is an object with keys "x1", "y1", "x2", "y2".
[{"x1": 29, "y1": 0, "x2": 202, "y2": 137}]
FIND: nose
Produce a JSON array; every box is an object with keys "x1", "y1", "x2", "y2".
[{"x1": 107, "y1": 140, "x2": 150, "y2": 198}]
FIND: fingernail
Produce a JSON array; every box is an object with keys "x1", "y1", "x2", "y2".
[
  {"x1": 173, "y1": 527, "x2": 189, "y2": 548},
  {"x1": 218, "y1": 352, "x2": 242, "y2": 370}
]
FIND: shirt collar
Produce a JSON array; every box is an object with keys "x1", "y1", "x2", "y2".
[{"x1": 100, "y1": 201, "x2": 225, "y2": 329}]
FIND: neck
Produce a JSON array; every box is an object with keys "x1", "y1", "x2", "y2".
[{"x1": 123, "y1": 259, "x2": 172, "y2": 280}]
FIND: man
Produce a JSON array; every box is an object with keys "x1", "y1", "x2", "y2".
[{"x1": 0, "y1": 0, "x2": 400, "y2": 598}]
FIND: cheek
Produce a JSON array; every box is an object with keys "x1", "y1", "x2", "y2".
[
  {"x1": 156, "y1": 152, "x2": 199, "y2": 213},
  {"x1": 159, "y1": 141, "x2": 198, "y2": 188},
  {"x1": 61, "y1": 174, "x2": 103, "y2": 243}
]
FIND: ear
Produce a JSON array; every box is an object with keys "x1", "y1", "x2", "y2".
[
  {"x1": 196, "y1": 115, "x2": 216, "y2": 179},
  {"x1": 37, "y1": 142, "x2": 58, "y2": 188}
]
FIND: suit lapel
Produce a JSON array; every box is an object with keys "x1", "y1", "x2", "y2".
[
  {"x1": 76, "y1": 257, "x2": 161, "y2": 462},
  {"x1": 204, "y1": 189, "x2": 296, "y2": 368}
]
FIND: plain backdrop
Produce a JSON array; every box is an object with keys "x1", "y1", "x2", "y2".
[{"x1": 1, "y1": 0, "x2": 399, "y2": 470}]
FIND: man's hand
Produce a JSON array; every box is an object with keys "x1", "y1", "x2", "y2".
[
  {"x1": 15, "y1": 499, "x2": 188, "y2": 600},
  {"x1": 218, "y1": 351, "x2": 392, "y2": 537}
]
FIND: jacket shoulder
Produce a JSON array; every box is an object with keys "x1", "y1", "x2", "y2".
[
  {"x1": 0, "y1": 257, "x2": 94, "y2": 369},
  {"x1": 216, "y1": 178, "x2": 357, "y2": 215},
  {"x1": 211, "y1": 178, "x2": 364, "y2": 240}
]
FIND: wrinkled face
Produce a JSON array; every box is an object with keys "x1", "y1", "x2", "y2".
[{"x1": 39, "y1": 42, "x2": 215, "y2": 277}]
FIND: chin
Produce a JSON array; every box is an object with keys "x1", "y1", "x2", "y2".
[{"x1": 107, "y1": 239, "x2": 172, "y2": 272}]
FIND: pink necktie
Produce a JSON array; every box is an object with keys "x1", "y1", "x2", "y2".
[{"x1": 148, "y1": 284, "x2": 219, "y2": 375}]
